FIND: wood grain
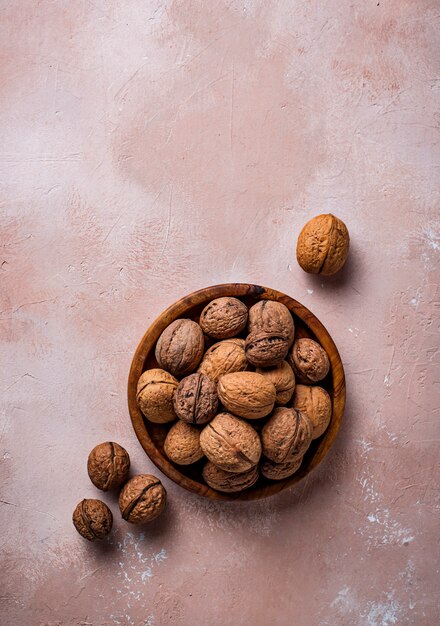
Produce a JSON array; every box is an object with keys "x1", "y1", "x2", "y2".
[{"x1": 127, "y1": 283, "x2": 346, "y2": 501}]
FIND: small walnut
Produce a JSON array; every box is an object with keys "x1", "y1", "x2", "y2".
[
  {"x1": 200, "y1": 413, "x2": 261, "y2": 472},
  {"x1": 261, "y1": 407, "x2": 312, "y2": 463},
  {"x1": 202, "y1": 461, "x2": 259, "y2": 493},
  {"x1": 155, "y1": 319, "x2": 204, "y2": 376},
  {"x1": 288, "y1": 338, "x2": 330, "y2": 383},
  {"x1": 197, "y1": 338, "x2": 248, "y2": 382},
  {"x1": 164, "y1": 421, "x2": 204, "y2": 465},
  {"x1": 72, "y1": 499, "x2": 113, "y2": 541},
  {"x1": 199, "y1": 297, "x2": 248, "y2": 339},
  {"x1": 260, "y1": 455, "x2": 303, "y2": 481},
  {"x1": 119, "y1": 475, "x2": 166, "y2": 524},
  {"x1": 292, "y1": 384, "x2": 332, "y2": 439},
  {"x1": 136, "y1": 369, "x2": 178, "y2": 423},
  {"x1": 173, "y1": 373, "x2": 218, "y2": 425},
  {"x1": 256, "y1": 361, "x2": 295, "y2": 405},
  {"x1": 296, "y1": 213, "x2": 349, "y2": 275},
  {"x1": 217, "y1": 371, "x2": 276, "y2": 419},
  {"x1": 248, "y1": 301, "x2": 295, "y2": 347},
  {"x1": 87, "y1": 442, "x2": 130, "y2": 491}
]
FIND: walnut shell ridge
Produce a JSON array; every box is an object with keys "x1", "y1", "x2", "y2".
[
  {"x1": 245, "y1": 332, "x2": 290, "y2": 367},
  {"x1": 248, "y1": 301, "x2": 295, "y2": 347},
  {"x1": 296, "y1": 213, "x2": 349, "y2": 276},
  {"x1": 292, "y1": 384, "x2": 332, "y2": 439},
  {"x1": 164, "y1": 421, "x2": 204, "y2": 465},
  {"x1": 136, "y1": 368, "x2": 178, "y2": 424},
  {"x1": 260, "y1": 455, "x2": 303, "y2": 481},
  {"x1": 197, "y1": 338, "x2": 248, "y2": 382},
  {"x1": 199, "y1": 297, "x2": 248, "y2": 339},
  {"x1": 72, "y1": 499, "x2": 113, "y2": 541},
  {"x1": 119, "y1": 475, "x2": 167, "y2": 524},
  {"x1": 200, "y1": 413, "x2": 262, "y2": 473},
  {"x1": 155, "y1": 319, "x2": 205, "y2": 377},
  {"x1": 87, "y1": 442, "x2": 130, "y2": 491},
  {"x1": 289, "y1": 338, "x2": 330, "y2": 384},
  {"x1": 202, "y1": 461, "x2": 259, "y2": 493},
  {"x1": 173, "y1": 373, "x2": 218, "y2": 425},
  {"x1": 256, "y1": 361, "x2": 295, "y2": 405},
  {"x1": 218, "y1": 371, "x2": 276, "y2": 419},
  {"x1": 261, "y1": 407, "x2": 313, "y2": 463}
]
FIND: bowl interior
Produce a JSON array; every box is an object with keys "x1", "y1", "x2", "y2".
[{"x1": 128, "y1": 283, "x2": 345, "y2": 501}]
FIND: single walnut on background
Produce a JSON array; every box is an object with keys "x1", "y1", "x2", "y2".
[
  {"x1": 218, "y1": 371, "x2": 276, "y2": 419},
  {"x1": 261, "y1": 407, "x2": 312, "y2": 463},
  {"x1": 87, "y1": 442, "x2": 130, "y2": 491},
  {"x1": 173, "y1": 373, "x2": 218, "y2": 425},
  {"x1": 119, "y1": 475, "x2": 166, "y2": 524},
  {"x1": 200, "y1": 412, "x2": 261, "y2": 472},
  {"x1": 136, "y1": 368, "x2": 178, "y2": 423},
  {"x1": 72, "y1": 499, "x2": 113, "y2": 541},
  {"x1": 292, "y1": 384, "x2": 332, "y2": 439},
  {"x1": 245, "y1": 301, "x2": 295, "y2": 367},
  {"x1": 260, "y1": 455, "x2": 303, "y2": 481},
  {"x1": 197, "y1": 338, "x2": 248, "y2": 382},
  {"x1": 164, "y1": 421, "x2": 204, "y2": 465},
  {"x1": 289, "y1": 338, "x2": 330, "y2": 384},
  {"x1": 199, "y1": 297, "x2": 248, "y2": 339},
  {"x1": 256, "y1": 361, "x2": 295, "y2": 405},
  {"x1": 296, "y1": 213, "x2": 349, "y2": 275},
  {"x1": 155, "y1": 319, "x2": 205, "y2": 376},
  {"x1": 202, "y1": 461, "x2": 259, "y2": 493}
]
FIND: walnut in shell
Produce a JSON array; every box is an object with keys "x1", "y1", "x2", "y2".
[
  {"x1": 197, "y1": 338, "x2": 248, "y2": 382},
  {"x1": 296, "y1": 213, "x2": 349, "y2": 275},
  {"x1": 261, "y1": 407, "x2": 312, "y2": 463},
  {"x1": 248, "y1": 301, "x2": 295, "y2": 347},
  {"x1": 164, "y1": 421, "x2": 204, "y2": 465},
  {"x1": 202, "y1": 461, "x2": 259, "y2": 493},
  {"x1": 292, "y1": 384, "x2": 332, "y2": 439},
  {"x1": 199, "y1": 412, "x2": 261, "y2": 472},
  {"x1": 260, "y1": 455, "x2": 303, "y2": 481},
  {"x1": 256, "y1": 361, "x2": 295, "y2": 405},
  {"x1": 87, "y1": 442, "x2": 130, "y2": 491},
  {"x1": 217, "y1": 371, "x2": 276, "y2": 419},
  {"x1": 245, "y1": 332, "x2": 290, "y2": 368},
  {"x1": 119, "y1": 475, "x2": 166, "y2": 524},
  {"x1": 136, "y1": 369, "x2": 178, "y2": 424},
  {"x1": 173, "y1": 373, "x2": 218, "y2": 425},
  {"x1": 199, "y1": 297, "x2": 248, "y2": 339},
  {"x1": 72, "y1": 499, "x2": 113, "y2": 541},
  {"x1": 288, "y1": 338, "x2": 330, "y2": 384},
  {"x1": 155, "y1": 319, "x2": 205, "y2": 376}
]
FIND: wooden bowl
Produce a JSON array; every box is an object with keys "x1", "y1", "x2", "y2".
[{"x1": 128, "y1": 283, "x2": 345, "y2": 501}]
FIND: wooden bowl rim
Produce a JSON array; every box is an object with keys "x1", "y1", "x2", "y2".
[{"x1": 127, "y1": 283, "x2": 346, "y2": 501}]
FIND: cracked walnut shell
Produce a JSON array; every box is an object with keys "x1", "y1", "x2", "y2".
[
  {"x1": 164, "y1": 421, "x2": 204, "y2": 465},
  {"x1": 199, "y1": 297, "x2": 248, "y2": 339},
  {"x1": 200, "y1": 412, "x2": 261, "y2": 472},
  {"x1": 119, "y1": 475, "x2": 166, "y2": 524},
  {"x1": 289, "y1": 338, "x2": 330, "y2": 384},
  {"x1": 261, "y1": 407, "x2": 312, "y2": 463},
  {"x1": 202, "y1": 461, "x2": 259, "y2": 493},
  {"x1": 72, "y1": 499, "x2": 113, "y2": 541},
  {"x1": 155, "y1": 318, "x2": 205, "y2": 376},
  {"x1": 173, "y1": 372, "x2": 218, "y2": 425},
  {"x1": 248, "y1": 301, "x2": 295, "y2": 347},
  {"x1": 87, "y1": 442, "x2": 130, "y2": 491},
  {"x1": 197, "y1": 338, "x2": 248, "y2": 382},
  {"x1": 292, "y1": 384, "x2": 332, "y2": 439},
  {"x1": 137, "y1": 368, "x2": 178, "y2": 423},
  {"x1": 218, "y1": 371, "x2": 276, "y2": 419},
  {"x1": 296, "y1": 213, "x2": 349, "y2": 275},
  {"x1": 256, "y1": 361, "x2": 295, "y2": 406}
]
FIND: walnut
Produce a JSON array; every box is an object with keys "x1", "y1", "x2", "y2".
[
  {"x1": 296, "y1": 213, "x2": 349, "y2": 275},
  {"x1": 245, "y1": 301, "x2": 295, "y2": 367},
  {"x1": 217, "y1": 371, "x2": 276, "y2": 419},
  {"x1": 197, "y1": 338, "x2": 248, "y2": 382},
  {"x1": 292, "y1": 384, "x2": 332, "y2": 439},
  {"x1": 119, "y1": 475, "x2": 166, "y2": 524},
  {"x1": 173, "y1": 373, "x2": 218, "y2": 425},
  {"x1": 261, "y1": 407, "x2": 312, "y2": 463},
  {"x1": 256, "y1": 361, "x2": 295, "y2": 405},
  {"x1": 72, "y1": 499, "x2": 113, "y2": 541},
  {"x1": 87, "y1": 442, "x2": 130, "y2": 491},
  {"x1": 136, "y1": 369, "x2": 178, "y2": 423},
  {"x1": 199, "y1": 412, "x2": 261, "y2": 472},
  {"x1": 164, "y1": 421, "x2": 204, "y2": 465},
  {"x1": 202, "y1": 461, "x2": 259, "y2": 493},
  {"x1": 155, "y1": 319, "x2": 204, "y2": 376},
  {"x1": 260, "y1": 455, "x2": 303, "y2": 481},
  {"x1": 288, "y1": 338, "x2": 330, "y2": 383},
  {"x1": 199, "y1": 297, "x2": 248, "y2": 339}
]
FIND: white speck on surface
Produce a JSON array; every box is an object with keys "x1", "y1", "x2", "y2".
[
  {"x1": 307, "y1": 288, "x2": 314, "y2": 294},
  {"x1": 330, "y1": 585, "x2": 352, "y2": 610},
  {"x1": 144, "y1": 616, "x2": 155, "y2": 626},
  {"x1": 366, "y1": 599, "x2": 401, "y2": 626}
]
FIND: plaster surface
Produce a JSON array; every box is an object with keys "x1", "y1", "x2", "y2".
[{"x1": 1, "y1": 1, "x2": 439, "y2": 625}]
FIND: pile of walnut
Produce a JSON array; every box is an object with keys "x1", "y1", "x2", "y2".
[{"x1": 137, "y1": 297, "x2": 332, "y2": 493}]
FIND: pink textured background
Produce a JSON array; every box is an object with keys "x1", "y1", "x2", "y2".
[{"x1": 1, "y1": 1, "x2": 439, "y2": 625}]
